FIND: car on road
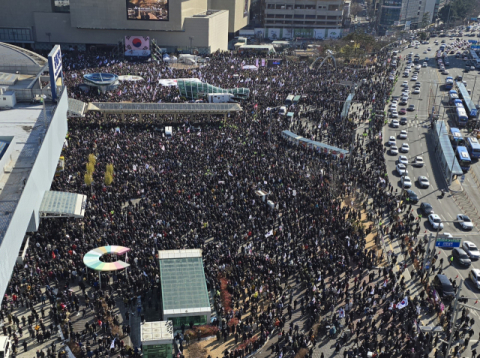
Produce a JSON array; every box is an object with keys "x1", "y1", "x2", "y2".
[
  {"x1": 391, "y1": 111, "x2": 399, "y2": 118},
  {"x1": 401, "y1": 176, "x2": 412, "y2": 188},
  {"x1": 397, "y1": 155, "x2": 408, "y2": 165},
  {"x1": 420, "y1": 202, "x2": 434, "y2": 215},
  {"x1": 396, "y1": 163, "x2": 408, "y2": 175},
  {"x1": 399, "y1": 108, "x2": 406, "y2": 115},
  {"x1": 429, "y1": 213, "x2": 444, "y2": 230},
  {"x1": 457, "y1": 214, "x2": 474, "y2": 230},
  {"x1": 391, "y1": 120, "x2": 399, "y2": 128},
  {"x1": 402, "y1": 81, "x2": 408, "y2": 87},
  {"x1": 427, "y1": 47, "x2": 431, "y2": 51},
  {"x1": 452, "y1": 247, "x2": 472, "y2": 267},
  {"x1": 412, "y1": 75, "x2": 418, "y2": 81},
  {"x1": 390, "y1": 145, "x2": 399, "y2": 155},
  {"x1": 442, "y1": 70, "x2": 450, "y2": 75},
  {"x1": 469, "y1": 269, "x2": 480, "y2": 288},
  {"x1": 425, "y1": 57, "x2": 429, "y2": 61},
  {"x1": 399, "y1": 130, "x2": 407, "y2": 139},
  {"x1": 407, "y1": 104, "x2": 415, "y2": 111},
  {"x1": 432, "y1": 274, "x2": 455, "y2": 299},
  {"x1": 404, "y1": 189, "x2": 418, "y2": 203},
  {"x1": 422, "y1": 62, "x2": 427, "y2": 67},
  {"x1": 400, "y1": 99, "x2": 408, "y2": 105},
  {"x1": 463, "y1": 241, "x2": 480, "y2": 260},
  {"x1": 400, "y1": 143, "x2": 409, "y2": 152},
  {"x1": 388, "y1": 136, "x2": 396, "y2": 146},
  {"x1": 400, "y1": 117, "x2": 408, "y2": 125},
  {"x1": 413, "y1": 88, "x2": 420, "y2": 94},
  {"x1": 418, "y1": 176, "x2": 430, "y2": 188}
]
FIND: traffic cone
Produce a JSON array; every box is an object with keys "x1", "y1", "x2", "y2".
[
  {"x1": 475, "y1": 300, "x2": 478, "y2": 304},
  {"x1": 456, "y1": 275, "x2": 459, "y2": 279}
]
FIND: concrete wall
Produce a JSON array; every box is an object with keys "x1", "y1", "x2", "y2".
[
  {"x1": 0, "y1": 0, "x2": 51, "y2": 28},
  {"x1": 33, "y1": 11, "x2": 228, "y2": 51},
  {"x1": 210, "y1": 0, "x2": 249, "y2": 33},
  {"x1": 0, "y1": 90, "x2": 68, "y2": 304}
]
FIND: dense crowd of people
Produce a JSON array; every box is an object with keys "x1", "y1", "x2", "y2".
[{"x1": 0, "y1": 44, "x2": 469, "y2": 358}]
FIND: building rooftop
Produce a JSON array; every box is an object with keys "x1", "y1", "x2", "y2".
[
  {"x1": 141, "y1": 321, "x2": 174, "y2": 345},
  {"x1": 158, "y1": 249, "x2": 210, "y2": 315},
  {"x1": 0, "y1": 42, "x2": 47, "y2": 75},
  {"x1": 0, "y1": 103, "x2": 53, "y2": 242}
]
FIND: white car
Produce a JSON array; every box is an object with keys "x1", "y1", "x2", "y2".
[
  {"x1": 396, "y1": 163, "x2": 408, "y2": 175},
  {"x1": 418, "y1": 176, "x2": 430, "y2": 188},
  {"x1": 413, "y1": 88, "x2": 420, "y2": 94},
  {"x1": 398, "y1": 155, "x2": 408, "y2": 165},
  {"x1": 463, "y1": 241, "x2": 480, "y2": 259},
  {"x1": 428, "y1": 214, "x2": 444, "y2": 230},
  {"x1": 428, "y1": 47, "x2": 431, "y2": 51},
  {"x1": 388, "y1": 136, "x2": 396, "y2": 146},
  {"x1": 415, "y1": 65, "x2": 421, "y2": 70},
  {"x1": 390, "y1": 145, "x2": 399, "y2": 155},
  {"x1": 391, "y1": 111, "x2": 399, "y2": 118},
  {"x1": 422, "y1": 62, "x2": 427, "y2": 67},
  {"x1": 402, "y1": 81, "x2": 409, "y2": 87},
  {"x1": 457, "y1": 214, "x2": 474, "y2": 231},
  {"x1": 390, "y1": 104, "x2": 398, "y2": 111},
  {"x1": 413, "y1": 156, "x2": 424, "y2": 167},
  {"x1": 391, "y1": 120, "x2": 399, "y2": 128},
  {"x1": 401, "y1": 176, "x2": 412, "y2": 188},
  {"x1": 400, "y1": 143, "x2": 410, "y2": 152},
  {"x1": 412, "y1": 75, "x2": 418, "y2": 81},
  {"x1": 469, "y1": 269, "x2": 480, "y2": 289},
  {"x1": 399, "y1": 130, "x2": 407, "y2": 139}
]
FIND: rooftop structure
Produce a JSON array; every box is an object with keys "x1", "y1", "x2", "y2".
[
  {"x1": 177, "y1": 80, "x2": 250, "y2": 100},
  {"x1": 0, "y1": 43, "x2": 79, "y2": 304},
  {"x1": 83, "y1": 73, "x2": 120, "y2": 93},
  {"x1": 141, "y1": 321, "x2": 174, "y2": 358},
  {"x1": 158, "y1": 249, "x2": 211, "y2": 327}
]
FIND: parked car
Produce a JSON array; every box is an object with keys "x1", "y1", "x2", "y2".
[
  {"x1": 397, "y1": 155, "x2": 408, "y2": 165},
  {"x1": 429, "y1": 214, "x2": 444, "y2": 230},
  {"x1": 390, "y1": 145, "x2": 399, "y2": 155},
  {"x1": 413, "y1": 156, "x2": 424, "y2": 167},
  {"x1": 388, "y1": 136, "x2": 396, "y2": 146},
  {"x1": 457, "y1": 214, "x2": 474, "y2": 230},
  {"x1": 469, "y1": 269, "x2": 480, "y2": 288},
  {"x1": 404, "y1": 189, "x2": 418, "y2": 203},
  {"x1": 462, "y1": 241, "x2": 480, "y2": 260},
  {"x1": 420, "y1": 202, "x2": 434, "y2": 215},
  {"x1": 418, "y1": 176, "x2": 430, "y2": 188},
  {"x1": 399, "y1": 130, "x2": 407, "y2": 139},
  {"x1": 391, "y1": 120, "x2": 399, "y2": 128},
  {"x1": 452, "y1": 247, "x2": 472, "y2": 267},
  {"x1": 432, "y1": 274, "x2": 455, "y2": 299},
  {"x1": 401, "y1": 176, "x2": 412, "y2": 188},
  {"x1": 400, "y1": 143, "x2": 410, "y2": 152}
]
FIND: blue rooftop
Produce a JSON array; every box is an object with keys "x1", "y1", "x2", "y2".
[{"x1": 83, "y1": 73, "x2": 118, "y2": 85}]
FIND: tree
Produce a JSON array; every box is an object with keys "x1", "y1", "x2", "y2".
[
  {"x1": 104, "y1": 172, "x2": 113, "y2": 186},
  {"x1": 88, "y1": 154, "x2": 96, "y2": 166},
  {"x1": 106, "y1": 164, "x2": 114, "y2": 176},
  {"x1": 438, "y1": 0, "x2": 475, "y2": 25},
  {"x1": 421, "y1": 12, "x2": 430, "y2": 28},
  {"x1": 84, "y1": 173, "x2": 93, "y2": 186},
  {"x1": 419, "y1": 32, "x2": 428, "y2": 40},
  {"x1": 86, "y1": 162, "x2": 94, "y2": 175}
]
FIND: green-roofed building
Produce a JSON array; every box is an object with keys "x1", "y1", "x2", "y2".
[
  {"x1": 158, "y1": 249, "x2": 211, "y2": 327},
  {"x1": 177, "y1": 80, "x2": 250, "y2": 100}
]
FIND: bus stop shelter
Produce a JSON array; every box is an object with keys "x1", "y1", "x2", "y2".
[{"x1": 433, "y1": 121, "x2": 463, "y2": 183}]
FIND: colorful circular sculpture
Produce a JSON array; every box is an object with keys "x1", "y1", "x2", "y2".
[{"x1": 83, "y1": 246, "x2": 131, "y2": 272}]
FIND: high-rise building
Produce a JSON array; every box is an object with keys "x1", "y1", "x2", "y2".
[
  {"x1": 0, "y1": 0, "x2": 251, "y2": 53},
  {"x1": 262, "y1": 0, "x2": 346, "y2": 39},
  {"x1": 377, "y1": 0, "x2": 436, "y2": 34}
]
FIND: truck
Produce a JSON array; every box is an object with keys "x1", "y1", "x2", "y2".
[
  {"x1": 0, "y1": 337, "x2": 12, "y2": 358},
  {"x1": 207, "y1": 93, "x2": 235, "y2": 103},
  {"x1": 178, "y1": 54, "x2": 197, "y2": 64}
]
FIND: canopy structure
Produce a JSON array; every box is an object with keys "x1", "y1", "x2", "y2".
[
  {"x1": 86, "y1": 102, "x2": 243, "y2": 115},
  {"x1": 83, "y1": 246, "x2": 131, "y2": 272},
  {"x1": 39, "y1": 191, "x2": 87, "y2": 218}
]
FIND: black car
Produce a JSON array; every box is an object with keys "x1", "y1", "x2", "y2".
[
  {"x1": 407, "y1": 105, "x2": 415, "y2": 111},
  {"x1": 452, "y1": 248, "x2": 472, "y2": 267},
  {"x1": 404, "y1": 189, "x2": 418, "y2": 203},
  {"x1": 420, "y1": 202, "x2": 434, "y2": 215},
  {"x1": 432, "y1": 274, "x2": 455, "y2": 299},
  {"x1": 400, "y1": 117, "x2": 408, "y2": 125}
]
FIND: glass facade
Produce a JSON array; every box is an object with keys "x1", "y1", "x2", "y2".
[
  {"x1": 177, "y1": 80, "x2": 250, "y2": 100},
  {"x1": 169, "y1": 315, "x2": 208, "y2": 327},
  {"x1": 0, "y1": 28, "x2": 33, "y2": 43},
  {"x1": 379, "y1": 6, "x2": 402, "y2": 27},
  {"x1": 143, "y1": 344, "x2": 172, "y2": 358}
]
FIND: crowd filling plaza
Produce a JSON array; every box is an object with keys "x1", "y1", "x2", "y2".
[{"x1": 0, "y1": 46, "x2": 470, "y2": 358}]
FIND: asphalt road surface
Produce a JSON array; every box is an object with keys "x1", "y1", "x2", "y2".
[{"x1": 383, "y1": 35, "x2": 480, "y2": 337}]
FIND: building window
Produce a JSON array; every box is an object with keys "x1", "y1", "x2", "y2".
[
  {"x1": 267, "y1": 4, "x2": 275, "y2": 9},
  {"x1": 305, "y1": 5, "x2": 315, "y2": 9},
  {"x1": 294, "y1": 14, "x2": 304, "y2": 18},
  {"x1": 327, "y1": 15, "x2": 337, "y2": 19},
  {"x1": 275, "y1": 4, "x2": 285, "y2": 9},
  {"x1": 275, "y1": 14, "x2": 284, "y2": 18},
  {"x1": 285, "y1": 14, "x2": 293, "y2": 18},
  {"x1": 0, "y1": 28, "x2": 33, "y2": 42},
  {"x1": 417, "y1": 11, "x2": 420, "y2": 14},
  {"x1": 266, "y1": 14, "x2": 274, "y2": 18},
  {"x1": 318, "y1": 5, "x2": 327, "y2": 9},
  {"x1": 317, "y1": 15, "x2": 326, "y2": 19},
  {"x1": 51, "y1": 0, "x2": 70, "y2": 12},
  {"x1": 295, "y1": 5, "x2": 305, "y2": 9},
  {"x1": 328, "y1": 5, "x2": 339, "y2": 10},
  {"x1": 305, "y1": 14, "x2": 316, "y2": 19},
  {"x1": 317, "y1": 21, "x2": 326, "y2": 25}
]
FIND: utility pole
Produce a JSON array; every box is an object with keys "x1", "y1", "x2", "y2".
[{"x1": 446, "y1": 279, "x2": 463, "y2": 358}]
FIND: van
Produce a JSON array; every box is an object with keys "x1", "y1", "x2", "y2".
[
  {"x1": 279, "y1": 106, "x2": 287, "y2": 115},
  {"x1": 165, "y1": 126, "x2": 172, "y2": 138},
  {"x1": 0, "y1": 337, "x2": 12, "y2": 358},
  {"x1": 285, "y1": 95, "x2": 294, "y2": 106}
]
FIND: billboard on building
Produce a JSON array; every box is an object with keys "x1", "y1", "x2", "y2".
[
  {"x1": 244, "y1": 0, "x2": 249, "y2": 17},
  {"x1": 268, "y1": 28, "x2": 281, "y2": 39},
  {"x1": 327, "y1": 29, "x2": 342, "y2": 38},
  {"x1": 294, "y1": 28, "x2": 313, "y2": 38},
  {"x1": 127, "y1": 0, "x2": 169, "y2": 21},
  {"x1": 48, "y1": 45, "x2": 63, "y2": 101},
  {"x1": 125, "y1": 36, "x2": 150, "y2": 52},
  {"x1": 313, "y1": 29, "x2": 326, "y2": 39},
  {"x1": 282, "y1": 28, "x2": 293, "y2": 39}
]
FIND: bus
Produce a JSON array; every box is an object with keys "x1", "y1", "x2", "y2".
[
  {"x1": 449, "y1": 90, "x2": 459, "y2": 103},
  {"x1": 445, "y1": 77, "x2": 454, "y2": 90},
  {"x1": 450, "y1": 127, "x2": 465, "y2": 148},
  {"x1": 466, "y1": 137, "x2": 480, "y2": 159},
  {"x1": 455, "y1": 100, "x2": 469, "y2": 127},
  {"x1": 285, "y1": 94, "x2": 294, "y2": 106},
  {"x1": 456, "y1": 146, "x2": 472, "y2": 172},
  {"x1": 457, "y1": 81, "x2": 478, "y2": 118}
]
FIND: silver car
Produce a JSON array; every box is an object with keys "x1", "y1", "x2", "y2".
[{"x1": 463, "y1": 241, "x2": 480, "y2": 260}]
